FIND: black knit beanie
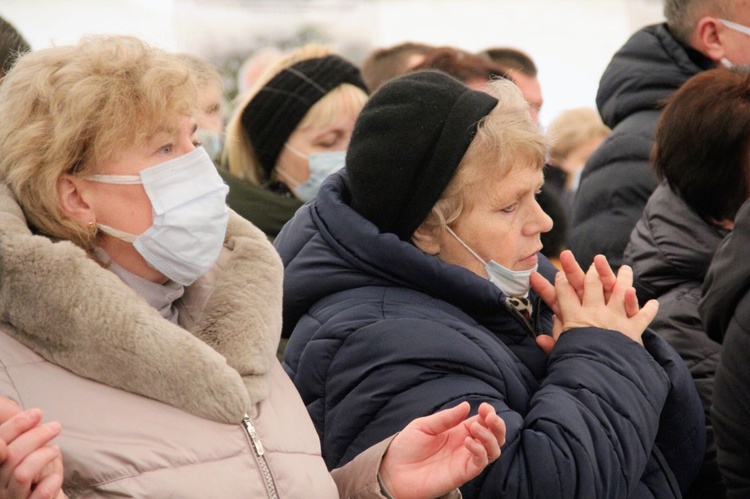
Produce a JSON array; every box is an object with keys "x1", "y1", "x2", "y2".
[
  {"x1": 347, "y1": 70, "x2": 499, "y2": 240},
  {"x1": 240, "y1": 55, "x2": 368, "y2": 182}
]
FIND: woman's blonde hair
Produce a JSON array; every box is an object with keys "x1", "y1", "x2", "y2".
[
  {"x1": 221, "y1": 44, "x2": 368, "y2": 185},
  {"x1": 0, "y1": 35, "x2": 198, "y2": 249},
  {"x1": 546, "y1": 107, "x2": 610, "y2": 164},
  {"x1": 179, "y1": 52, "x2": 222, "y2": 90},
  {"x1": 420, "y1": 78, "x2": 547, "y2": 234}
]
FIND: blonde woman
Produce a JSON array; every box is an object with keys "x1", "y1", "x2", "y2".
[
  {"x1": 0, "y1": 35, "x2": 507, "y2": 498},
  {"x1": 221, "y1": 45, "x2": 369, "y2": 239}
]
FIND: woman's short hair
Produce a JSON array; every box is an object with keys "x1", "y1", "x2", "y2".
[
  {"x1": 0, "y1": 35, "x2": 198, "y2": 248},
  {"x1": 546, "y1": 107, "x2": 610, "y2": 164},
  {"x1": 420, "y1": 78, "x2": 547, "y2": 232},
  {"x1": 222, "y1": 45, "x2": 369, "y2": 186},
  {"x1": 653, "y1": 67, "x2": 750, "y2": 222}
]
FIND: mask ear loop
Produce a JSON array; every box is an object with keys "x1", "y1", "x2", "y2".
[
  {"x1": 86, "y1": 174, "x2": 142, "y2": 184},
  {"x1": 97, "y1": 223, "x2": 138, "y2": 243},
  {"x1": 274, "y1": 166, "x2": 301, "y2": 189},
  {"x1": 284, "y1": 142, "x2": 309, "y2": 160},
  {"x1": 276, "y1": 143, "x2": 311, "y2": 190},
  {"x1": 444, "y1": 225, "x2": 488, "y2": 266}
]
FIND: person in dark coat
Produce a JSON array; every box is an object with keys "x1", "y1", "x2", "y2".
[
  {"x1": 700, "y1": 197, "x2": 750, "y2": 499},
  {"x1": 624, "y1": 67, "x2": 750, "y2": 499},
  {"x1": 568, "y1": 0, "x2": 750, "y2": 270},
  {"x1": 275, "y1": 70, "x2": 705, "y2": 498}
]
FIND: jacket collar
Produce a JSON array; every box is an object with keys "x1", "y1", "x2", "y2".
[
  {"x1": 276, "y1": 171, "x2": 557, "y2": 339},
  {"x1": 625, "y1": 183, "x2": 728, "y2": 301},
  {"x1": 700, "y1": 197, "x2": 750, "y2": 342},
  {"x1": 0, "y1": 184, "x2": 283, "y2": 424}
]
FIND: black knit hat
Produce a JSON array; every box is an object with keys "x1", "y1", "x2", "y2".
[
  {"x1": 347, "y1": 70, "x2": 498, "y2": 240},
  {"x1": 240, "y1": 55, "x2": 368, "y2": 182}
]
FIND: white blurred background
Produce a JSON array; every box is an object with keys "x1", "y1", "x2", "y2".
[{"x1": 0, "y1": 0, "x2": 665, "y2": 127}]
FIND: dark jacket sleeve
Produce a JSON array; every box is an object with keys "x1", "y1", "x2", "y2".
[
  {"x1": 472, "y1": 327, "x2": 672, "y2": 498},
  {"x1": 640, "y1": 329, "x2": 708, "y2": 494},
  {"x1": 293, "y1": 310, "x2": 700, "y2": 498},
  {"x1": 646, "y1": 299, "x2": 723, "y2": 498},
  {"x1": 712, "y1": 291, "x2": 750, "y2": 499}
]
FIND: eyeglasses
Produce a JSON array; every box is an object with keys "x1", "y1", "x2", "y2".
[{"x1": 720, "y1": 19, "x2": 750, "y2": 37}]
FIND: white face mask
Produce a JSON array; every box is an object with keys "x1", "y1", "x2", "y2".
[
  {"x1": 86, "y1": 147, "x2": 230, "y2": 286},
  {"x1": 445, "y1": 226, "x2": 537, "y2": 298},
  {"x1": 718, "y1": 19, "x2": 750, "y2": 68},
  {"x1": 276, "y1": 143, "x2": 346, "y2": 202}
]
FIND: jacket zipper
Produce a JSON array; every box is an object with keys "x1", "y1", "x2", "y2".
[{"x1": 242, "y1": 414, "x2": 279, "y2": 499}]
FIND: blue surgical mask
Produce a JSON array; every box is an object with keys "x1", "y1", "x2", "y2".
[
  {"x1": 277, "y1": 144, "x2": 346, "y2": 202},
  {"x1": 195, "y1": 128, "x2": 224, "y2": 162},
  {"x1": 86, "y1": 147, "x2": 230, "y2": 286},
  {"x1": 445, "y1": 226, "x2": 537, "y2": 298}
]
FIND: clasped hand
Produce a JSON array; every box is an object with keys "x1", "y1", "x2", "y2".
[
  {"x1": 530, "y1": 250, "x2": 659, "y2": 354},
  {"x1": 0, "y1": 397, "x2": 65, "y2": 499}
]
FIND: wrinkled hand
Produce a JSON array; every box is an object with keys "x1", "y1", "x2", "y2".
[
  {"x1": 553, "y1": 260, "x2": 657, "y2": 345},
  {"x1": 0, "y1": 397, "x2": 65, "y2": 499},
  {"x1": 531, "y1": 251, "x2": 644, "y2": 354},
  {"x1": 379, "y1": 402, "x2": 506, "y2": 499}
]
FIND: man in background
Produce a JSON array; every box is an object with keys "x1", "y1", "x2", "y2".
[
  {"x1": 568, "y1": 0, "x2": 750, "y2": 272},
  {"x1": 479, "y1": 46, "x2": 543, "y2": 123},
  {"x1": 360, "y1": 41, "x2": 434, "y2": 91}
]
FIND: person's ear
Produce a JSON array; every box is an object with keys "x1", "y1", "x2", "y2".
[
  {"x1": 695, "y1": 17, "x2": 728, "y2": 63},
  {"x1": 708, "y1": 216, "x2": 734, "y2": 230},
  {"x1": 411, "y1": 224, "x2": 442, "y2": 255},
  {"x1": 56, "y1": 174, "x2": 95, "y2": 226}
]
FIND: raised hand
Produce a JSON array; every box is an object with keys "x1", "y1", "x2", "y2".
[
  {"x1": 379, "y1": 402, "x2": 506, "y2": 499},
  {"x1": 554, "y1": 262, "x2": 658, "y2": 345},
  {"x1": 532, "y1": 251, "x2": 637, "y2": 317},
  {"x1": 531, "y1": 251, "x2": 644, "y2": 354},
  {"x1": 0, "y1": 397, "x2": 65, "y2": 499}
]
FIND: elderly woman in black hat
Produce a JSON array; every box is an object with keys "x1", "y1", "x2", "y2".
[{"x1": 274, "y1": 70, "x2": 706, "y2": 498}]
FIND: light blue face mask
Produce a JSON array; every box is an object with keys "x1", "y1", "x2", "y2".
[
  {"x1": 445, "y1": 226, "x2": 537, "y2": 298},
  {"x1": 86, "y1": 147, "x2": 229, "y2": 286},
  {"x1": 277, "y1": 144, "x2": 346, "y2": 202},
  {"x1": 195, "y1": 128, "x2": 224, "y2": 162}
]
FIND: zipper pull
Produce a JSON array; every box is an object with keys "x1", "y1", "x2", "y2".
[{"x1": 242, "y1": 414, "x2": 265, "y2": 456}]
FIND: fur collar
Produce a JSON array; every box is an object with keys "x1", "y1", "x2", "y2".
[{"x1": 0, "y1": 184, "x2": 282, "y2": 424}]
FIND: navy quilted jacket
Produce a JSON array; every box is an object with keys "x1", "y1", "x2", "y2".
[
  {"x1": 569, "y1": 23, "x2": 710, "y2": 270},
  {"x1": 276, "y1": 171, "x2": 705, "y2": 498}
]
